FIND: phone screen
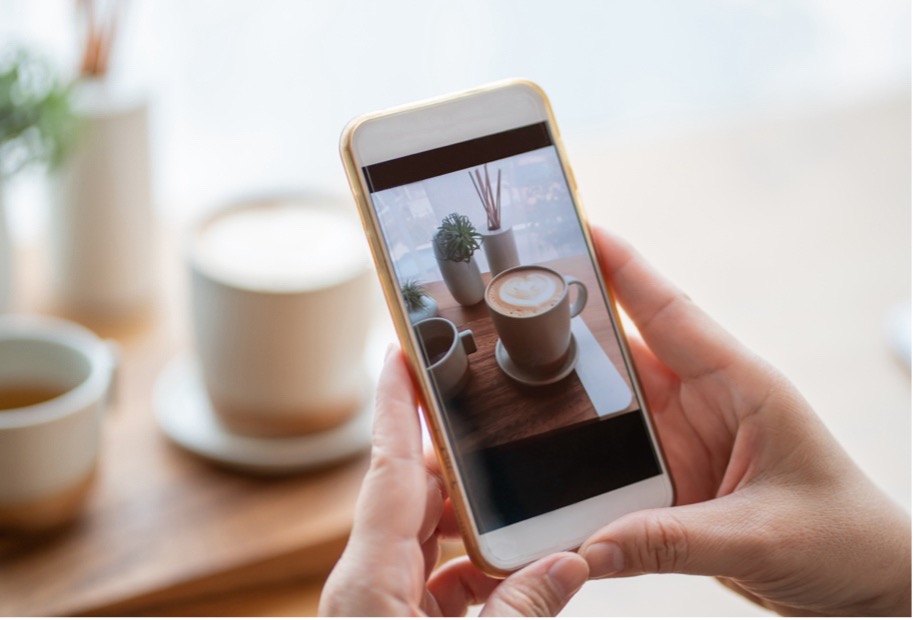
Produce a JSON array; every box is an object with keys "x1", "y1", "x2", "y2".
[{"x1": 362, "y1": 122, "x2": 662, "y2": 534}]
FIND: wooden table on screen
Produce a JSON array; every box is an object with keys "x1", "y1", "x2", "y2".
[{"x1": 426, "y1": 255, "x2": 635, "y2": 456}]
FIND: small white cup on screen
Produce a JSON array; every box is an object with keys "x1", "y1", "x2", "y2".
[{"x1": 416, "y1": 317, "x2": 477, "y2": 401}]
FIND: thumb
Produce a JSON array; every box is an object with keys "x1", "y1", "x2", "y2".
[
  {"x1": 579, "y1": 497, "x2": 758, "y2": 579},
  {"x1": 480, "y1": 553, "x2": 589, "y2": 617}
]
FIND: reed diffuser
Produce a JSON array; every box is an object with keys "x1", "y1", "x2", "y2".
[
  {"x1": 78, "y1": 0, "x2": 120, "y2": 79},
  {"x1": 51, "y1": 0, "x2": 155, "y2": 329},
  {"x1": 469, "y1": 164, "x2": 519, "y2": 276},
  {"x1": 469, "y1": 164, "x2": 502, "y2": 232}
]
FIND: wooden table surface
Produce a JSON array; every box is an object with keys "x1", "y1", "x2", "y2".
[
  {"x1": 426, "y1": 255, "x2": 636, "y2": 454},
  {"x1": 0, "y1": 234, "x2": 371, "y2": 616}
]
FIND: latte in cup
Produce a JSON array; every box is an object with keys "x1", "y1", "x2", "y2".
[
  {"x1": 486, "y1": 268, "x2": 566, "y2": 318},
  {"x1": 485, "y1": 265, "x2": 588, "y2": 376},
  {"x1": 190, "y1": 196, "x2": 374, "y2": 438}
]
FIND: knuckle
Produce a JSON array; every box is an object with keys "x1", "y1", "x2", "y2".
[
  {"x1": 368, "y1": 444, "x2": 411, "y2": 472},
  {"x1": 497, "y1": 584, "x2": 559, "y2": 617},
  {"x1": 504, "y1": 590, "x2": 552, "y2": 616},
  {"x1": 639, "y1": 512, "x2": 690, "y2": 573}
]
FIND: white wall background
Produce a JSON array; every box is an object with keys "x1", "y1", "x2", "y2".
[{"x1": 0, "y1": 0, "x2": 910, "y2": 227}]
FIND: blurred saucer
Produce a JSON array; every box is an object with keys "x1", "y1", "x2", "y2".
[
  {"x1": 495, "y1": 334, "x2": 579, "y2": 386},
  {"x1": 153, "y1": 353, "x2": 373, "y2": 474}
]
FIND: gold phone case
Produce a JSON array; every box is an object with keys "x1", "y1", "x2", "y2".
[{"x1": 339, "y1": 79, "x2": 670, "y2": 576}]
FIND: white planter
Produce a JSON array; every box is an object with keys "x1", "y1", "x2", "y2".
[
  {"x1": 436, "y1": 256, "x2": 485, "y2": 306},
  {"x1": 50, "y1": 81, "x2": 154, "y2": 323},
  {"x1": 482, "y1": 225, "x2": 520, "y2": 276},
  {"x1": 408, "y1": 295, "x2": 438, "y2": 324},
  {"x1": 0, "y1": 185, "x2": 10, "y2": 313}
]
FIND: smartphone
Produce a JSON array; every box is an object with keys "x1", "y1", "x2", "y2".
[{"x1": 340, "y1": 80, "x2": 673, "y2": 575}]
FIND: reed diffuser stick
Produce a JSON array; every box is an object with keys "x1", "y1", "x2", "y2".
[
  {"x1": 78, "y1": 0, "x2": 120, "y2": 78},
  {"x1": 469, "y1": 163, "x2": 503, "y2": 231}
]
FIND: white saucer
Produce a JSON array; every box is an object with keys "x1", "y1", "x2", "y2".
[
  {"x1": 153, "y1": 353, "x2": 374, "y2": 475},
  {"x1": 495, "y1": 334, "x2": 579, "y2": 386}
]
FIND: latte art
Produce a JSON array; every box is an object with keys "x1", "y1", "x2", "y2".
[
  {"x1": 488, "y1": 268, "x2": 565, "y2": 317},
  {"x1": 500, "y1": 273, "x2": 558, "y2": 307}
]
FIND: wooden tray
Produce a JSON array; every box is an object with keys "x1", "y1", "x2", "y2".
[{"x1": 0, "y1": 239, "x2": 370, "y2": 616}]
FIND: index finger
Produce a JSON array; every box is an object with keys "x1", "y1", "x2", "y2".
[{"x1": 349, "y1": 346, "x2": 426, "y2": 545}]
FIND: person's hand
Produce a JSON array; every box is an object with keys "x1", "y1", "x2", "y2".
[
  {"x1": 319, "y1": 347, "x2": 589, "y2": 616},
  {"x1": 579, "y1": 228, "x2": 911, "y2": 616}
]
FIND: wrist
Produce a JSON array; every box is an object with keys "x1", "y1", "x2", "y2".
[{"x1": 844, "y1": 509, "x2": 912, "y2": 617}]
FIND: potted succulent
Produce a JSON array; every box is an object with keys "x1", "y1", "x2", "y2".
[
  {"x1": 401, "y1": 278, "x2": 438, "y2": 323},
  {"x1": 433, "y1": 212, "x2": 485, "y2": 306},
  {"x1": 0, "y1": 49, "x2": 75, "y2": 312},
  {"x1": 470, "y1": 164, "x2": 519, "y2": 276}
]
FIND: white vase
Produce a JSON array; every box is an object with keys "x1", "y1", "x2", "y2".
[
  {"x1": 436, "y1": 256, "x2": 485, "y2": 306},
  {"x1": 482, "y1": 225, "x2": 520, "y2": 276},
  {"x1": 0, "y1": 184, "x2": 10, "y2": 313},
  {"x1": 50, "y1": 81, "x2": 154, "y2": 324}
]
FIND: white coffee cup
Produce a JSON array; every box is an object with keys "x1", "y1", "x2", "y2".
[
  {"x1": 188, "y1": 195, "x2": 374, "y2": 437},
  {"x1": 415, "y1": 317, "x2": 477, "y2": 401},
  {"x1": 0, "y1": 315, "x2": 116, "y2": 532},
  {"x1": 485, "y1": 265, "x2": 588, "y2": 374}
]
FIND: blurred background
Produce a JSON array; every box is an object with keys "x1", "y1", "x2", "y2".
[
  {"x1": 2, "y1": 0, "x2": 909, "y2": 230},
  {"x1": 1, "y1": 0, "x2": 910, "y2": 616}
]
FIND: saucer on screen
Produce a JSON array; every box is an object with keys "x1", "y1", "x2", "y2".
[
  {"x1": 494, "y1": 334, "x2": 579, "y2": 386},
  {"x1": 153, "y1": 353, "x2": 373, "y2": 474}
]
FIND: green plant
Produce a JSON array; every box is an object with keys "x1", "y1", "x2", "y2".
[
  {"x1": 0, "y1": 49, "x2": 76, "y2": 180},
  {"x1": 400, "y1": 279, "x2": 429, "y2": 312},
  {"x1": 433, "y1": 213, "x2": 482, "y2": 263},
  {"x1": 469, "y1": 164, "x2": 502, "y2": 231}
]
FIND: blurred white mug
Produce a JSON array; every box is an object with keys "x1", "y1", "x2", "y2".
[{"x1": 188, "y1": 194, "x2": 374, "y2": 438}]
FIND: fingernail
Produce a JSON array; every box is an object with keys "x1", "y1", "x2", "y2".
[
  {"x1": 547, "y1": 555, "x2": 588, "y2": 595},
  {"x1": 582, "y1": 542, "x2": 625, "y2": 577},
  {"x1": 384, "y1": 343, "x2": 396, "y2": 360}
]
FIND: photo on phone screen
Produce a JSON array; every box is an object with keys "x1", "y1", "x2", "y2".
[{"x1": 361, "y1": 122, "x2": 662, "y2": 535}]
